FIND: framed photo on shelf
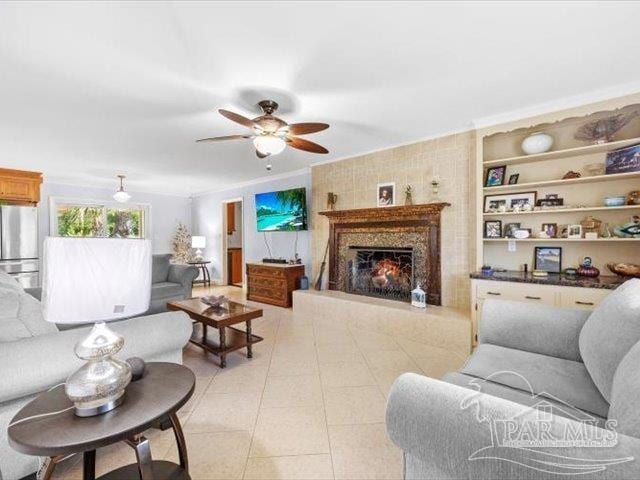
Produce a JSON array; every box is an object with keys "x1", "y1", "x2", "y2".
[
  {"x1": 508, "y1": 174, "x2": 520, "y2": 185},
  {"x1": 503, "y1": 222, "x2": 521, "y2": 238},
  {"x1": 377, "y1": 182, "x2": 395, "y2": 207},
  {"x1": 534, "y1": 246, "x2": 562, "y2": 273},
  {"x1": 541, "y1": 223, "x2": 558, "y2": 238},
  {"x1": 484, "y1": 220, "x2": 502, "y2": 238},
  {"x1": 484, "y1": 165, "x2": 507, "y2": 187},
  {"x1": 568, "y1": 224, "x2": 583, "y2": 239},
  {"x1": 483, "y1": 191, "x2": 537, "y2": 213}
]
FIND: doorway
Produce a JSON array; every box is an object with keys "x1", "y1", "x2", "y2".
[{"x1": 222, "y1": 198, "x2": 244, "y2": 287}]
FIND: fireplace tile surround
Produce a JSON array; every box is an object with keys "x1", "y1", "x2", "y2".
[{"x1": 319, "y1": 203, "x2": 449, "y2": 305}]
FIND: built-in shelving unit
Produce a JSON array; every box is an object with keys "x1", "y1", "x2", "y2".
[
  {"x1": 483, "y1": 205, "x2": 640, "y2": 217},
  {"x1": 482, "y1": 171, "x2": 640, "y2": 193},
  {"x1": 483, "y1": 137, "x2": 640, "y2": 167},
  {"x1": 474, "y1": 92, "x2": 640, "y2": 274}
]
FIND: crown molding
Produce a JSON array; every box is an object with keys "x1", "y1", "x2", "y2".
[
  {"x1": 43, "y1": 178, "x2": 192, "y2": 199},
  {"x1": 190, "y1": 167, "x2": 311, "y2": 197},
  {"x1": 471, "y1": 81, "x2": 640, "y2": 130}
]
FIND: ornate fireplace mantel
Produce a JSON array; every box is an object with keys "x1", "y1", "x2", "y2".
[{"x1": 319, "y1": 203, "x2": 450, "y2": 305}]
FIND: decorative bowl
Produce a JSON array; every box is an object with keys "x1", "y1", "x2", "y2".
[
  {"x1": 522, "y1": 132, "x2": 553, "y2": 155},
  {"x1": 604, "y1": 195, "x2": 626, "y2": 207},
  {"x1": 607, "y1": 262, "x2": 640, "y2": 278}
]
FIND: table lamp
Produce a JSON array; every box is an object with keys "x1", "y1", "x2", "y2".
[
  {"x1": 42, "y1": 237, "x2": 152, "y2": 417},
  {"x1": 191, "y1": 235, "x2": 206, "y2": 261}
]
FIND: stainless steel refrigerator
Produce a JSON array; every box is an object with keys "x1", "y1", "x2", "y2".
[{"x1": 0, "y1": 205, "x2": 39, "y2": 287}]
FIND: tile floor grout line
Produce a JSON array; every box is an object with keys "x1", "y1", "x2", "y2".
[{"x1": 240, "y1": 304, "x2": 282, "y2": 480}]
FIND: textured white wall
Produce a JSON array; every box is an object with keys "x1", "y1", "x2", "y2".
[
  {"x1": 191, "y1": 172, "x2": 311, "y2": 282},
  {"x1": 40, "y1": 182, "x2": 192, "y2": 254}
]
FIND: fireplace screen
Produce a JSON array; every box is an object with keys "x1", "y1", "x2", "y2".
[{"x1": 346, "y1": 247, "x2": 414, "y2": 302}]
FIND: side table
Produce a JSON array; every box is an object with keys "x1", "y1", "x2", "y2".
[
  {"x1": 8, "y1": 362, "x2": 195, "y2": 480},
  {"x1": 188, "y1": 261, "x2": 211, "y2": 288}
]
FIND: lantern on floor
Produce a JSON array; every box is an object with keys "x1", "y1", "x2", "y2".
[{"x1": 411, "y1": 283, "x2": 427, "y2": 308}]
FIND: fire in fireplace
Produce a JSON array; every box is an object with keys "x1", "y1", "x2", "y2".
[{"x1": 346, "y1": 247, "x2": 414, "y2": 302}]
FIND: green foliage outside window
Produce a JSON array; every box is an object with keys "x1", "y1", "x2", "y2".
[{"x1": 57, "y1": 205, "x2": 144, "y2": 238}]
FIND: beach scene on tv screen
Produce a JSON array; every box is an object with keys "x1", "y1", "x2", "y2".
[{"x1": 255, "y1": 188, "x2": 308, "y2": 231}]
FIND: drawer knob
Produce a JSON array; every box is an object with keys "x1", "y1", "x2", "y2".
[
  {"x1": 487, "y1": 291, "x2": 501, "y2": 296},
  {"x1": 525, "y1": 295, "x2": 541, "y2": 300},
  {"x1": 575, "y1": 301, "x2": 595, "y2": 306}
]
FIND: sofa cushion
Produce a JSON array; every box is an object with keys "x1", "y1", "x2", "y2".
[
  {"x1": 0, "y1": 284, "x2": 56, "y2": 342},
  {"x1": 608, "y1": 340, "x2": 640, "y2": 437},
  {"x1": 579, "y1": 278, "x2": 640, "y2": 402},
  {"x1": 152, "y1": 281, "x2": 184, "y2": 299},
  {"x1": 152, "y1": 254, "x2": 171, "y2": 284},
  {"x1": 460, "y1": 344, "x2": 609, "y2": 417},
  {"x1": 443, "y1": 371, "x2": 607, "y2": 428}
]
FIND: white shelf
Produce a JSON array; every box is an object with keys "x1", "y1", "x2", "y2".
[
  {"x1": 483, "y1": 137, "x2": 640, "y2": 167},
  {"x1": 483, "y1": 205, "x2": 640, "y2": 217},
  {"x1": 483, "y1": 171, "x2": 640, "y2": 192},
  {"x1": 483, "y1": 238, "x2": 640, "y2": 243}
]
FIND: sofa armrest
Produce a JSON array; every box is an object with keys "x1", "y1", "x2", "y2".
[
  {"x1": 479, "y1": 299, "x2": 590, "y2": 361},
  {"x1": 168, "y1": 264, "x2": 199, "y2": 292},
  {"x1": 386, "y1": 373, "x2": 640, "y2": 479},
  {"x1": 0, "y1": 311, "x2": 192, "y2": 404}
]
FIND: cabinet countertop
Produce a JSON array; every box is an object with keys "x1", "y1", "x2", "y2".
[{"x1": 470, "y1": 271, "x2": 625, "y2": 290}]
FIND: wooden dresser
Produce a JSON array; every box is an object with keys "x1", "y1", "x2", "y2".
[{"x1": 246, "y1": 262, "x2": 305, "y2": 308}]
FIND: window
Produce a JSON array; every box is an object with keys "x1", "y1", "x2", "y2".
[{"x1": 50, "y1": 197, "x2": 149, "y2": 239}]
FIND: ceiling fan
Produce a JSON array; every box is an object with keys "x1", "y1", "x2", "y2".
[{"x1": 196, "y1": 100, "x2": 330, "y2": 161}]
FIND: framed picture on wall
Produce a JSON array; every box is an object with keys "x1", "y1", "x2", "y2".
[{"x1": 377, "y1": 182, "x2": 395, "y2": 207}]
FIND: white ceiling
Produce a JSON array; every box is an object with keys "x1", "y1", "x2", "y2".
[{"x1": 1, "y1": 1, "x2": 639, "y2": 196}]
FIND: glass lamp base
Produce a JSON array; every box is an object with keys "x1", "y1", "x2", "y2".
[{"x1": 74, "y1": 391, "x2": 125, "y2": 417}]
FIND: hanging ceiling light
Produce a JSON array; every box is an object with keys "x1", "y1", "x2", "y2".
[
  {"x1": 113, "y1": 174, "x2": 131, "y2": 203},
  {"x1": 253, "y1": 134, "x2": 286, "y2": 156}
]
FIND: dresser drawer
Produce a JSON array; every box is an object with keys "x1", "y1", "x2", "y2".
[
  {"x1": 247, "y1": 264, "x2": 285, "y2": 278},
  {"x1": 249, "y1": 276, "x2": 286, "y2": 290},
  {"x1": 559, "y1": 288, "x2": 610, "y2": 311},
  {"x1": 476, "y1": 281, "x2": 555, "y2": 305}
]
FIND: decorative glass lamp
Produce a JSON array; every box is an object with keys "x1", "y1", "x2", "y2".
[
  {"x1": 411, "y1": 283, "x2": 427, "y2": 308},
  {"x1": 42, "y1": 237, "x2": 152, "y2": 417},
  {"x1": 191, "y1": 236, "x2": 206, "y2": 260}
]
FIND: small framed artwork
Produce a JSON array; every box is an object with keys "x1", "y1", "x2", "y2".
[
  {"x1": 483, "y1": 191, "x2": 537, "y2": 213},
  {"x1": 377, "y1": 183, "x2": 395, "y2": 207},
  {"x1": 508, "y1": 173, "x2": 520, "y2": 185},
  {"x1": 541, "y1": 223, "x2": 558, "y2": 238},
  {"x1": 504, "y1": 222, "x2": 521, "y2": 238},
  {"x1": 568, "y1": 224, "x2": 583, "y2": 239},
  {"x1": 484, "y1": 220, "x2": 502, "y2": 238},
  {"x1": 534, "y1": 246, "x2": 563, "y2": 273},
  {"x1": 485, "y1": 165, "x2": 507, "y2": 187}
]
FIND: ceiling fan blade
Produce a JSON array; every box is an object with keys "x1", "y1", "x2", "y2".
[
  {"x1": 196, "y1": 135, "x2": 251, "y2": 143},
  {"x1": 286, "y1": 136, "x2": 329, "y2": 154},
  {"x1": 218, "y1": 109, "x2": 257, "y2": 129},
  {"x1": 256, "y1": 150, "x2": 270, "y2": 159},
  {"x1": 287, "y1": 123, "x2": 330, "y2": 135}
]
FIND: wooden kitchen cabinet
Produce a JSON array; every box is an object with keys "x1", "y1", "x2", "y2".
[
  {"x1": 0, "y1": 168, "x2": 43, "y2": 204},
  {"x1": 227, "y1": 202, "x2": 236, "y2": 234},
  {"x1": 227, "y1": 248, "x2": 243, "y2": 285}
]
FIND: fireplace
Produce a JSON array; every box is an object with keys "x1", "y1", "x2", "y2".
[
  {"x1": 319, "y1": 203, "x2": 449, "y2": 305},
  {"x1": 346, "y1": 247, "x2": 414, "y2": 302}
]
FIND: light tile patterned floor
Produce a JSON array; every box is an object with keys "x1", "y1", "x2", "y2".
[{"x1": 54, "y1": 285, "x2": 429, "y2": 480}]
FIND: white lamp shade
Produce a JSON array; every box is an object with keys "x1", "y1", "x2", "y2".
[
  {"x1": 42, "y1": 237, "x2": 152, "y2": 324},
  {"x1": 253, "y1": 135, "x2": 286, "y2": 156},
  {"x1": 191, "y1": 236, "x2": 206, "y2": 248}
]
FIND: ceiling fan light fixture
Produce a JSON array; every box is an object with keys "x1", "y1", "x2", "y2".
[
  {"x1": 113, "y1": 174, "x2": 131, "y2": 203},
  {"x1": 253, "y1": 134, "x2": 286, "y2": 156}
]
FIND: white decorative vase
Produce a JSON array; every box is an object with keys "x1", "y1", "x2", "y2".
[{"x1": 521, "y1": 132, "x2": 553, "y2": 155}]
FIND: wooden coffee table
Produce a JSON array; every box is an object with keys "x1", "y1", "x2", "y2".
[{"x1": 168, "y1": 298, "x2": 263, "y2": 368}]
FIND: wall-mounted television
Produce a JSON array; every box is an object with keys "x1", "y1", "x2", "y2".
[{"x1": 255, "y1": 187, "x2": 308, "y2": 232}]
